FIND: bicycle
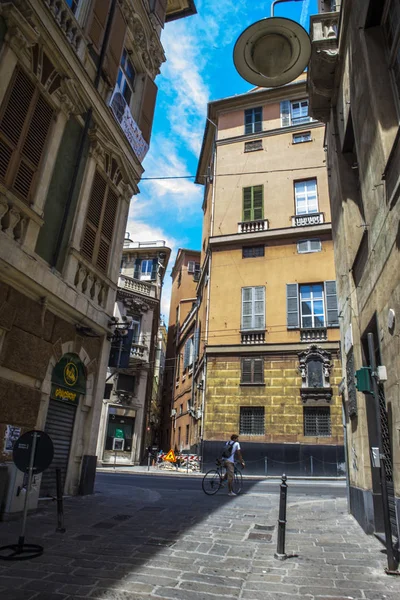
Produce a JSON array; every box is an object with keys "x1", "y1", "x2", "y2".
[{"x1": 202, "y1": 459, "x2": 243, "y2": 495}]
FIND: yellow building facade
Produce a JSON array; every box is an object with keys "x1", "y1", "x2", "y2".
[{"x1": 194, "y1": 78, "x2": 344, "y2": 474}]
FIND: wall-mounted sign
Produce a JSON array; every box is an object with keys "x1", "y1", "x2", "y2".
[
  {"x1": 51, "y1": 353, "x2": 86, "y2": 404},
  {"x1": 4, "y1": 425, "x2": 21, "y2": 453}
]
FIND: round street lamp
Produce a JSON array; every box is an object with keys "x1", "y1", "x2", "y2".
[{"x1": 233, "y1": 0, "x2": 311, "y2": 88}]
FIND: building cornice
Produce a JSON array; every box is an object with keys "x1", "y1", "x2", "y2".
[
  {"x1": 205, "y1": 342, "x2": 340, "y2": 356},
  {"x1": 216, "y1": 121, "x2": 324, "y2": 147},
  {"x1": 209, "y1": 223, "x2": 332, "y2": 248}
]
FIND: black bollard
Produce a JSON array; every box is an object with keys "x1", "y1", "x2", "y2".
[
  {"x1": 274, "y1": 473, "x2": 288, "y2": 561},
  {"x1": 55, "y1": 468, "x2": 66, "y2": 533}
]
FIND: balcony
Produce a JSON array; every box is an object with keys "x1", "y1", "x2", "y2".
[
  {"x1": 0, "y1": 193, "x2": 40, "y2": 244},
  {"x1": 109, "y1": 88, "x2": 149, "y2": 162},
  {"x1": 238, "y1": 219, "x2": 269, "y2": 234},
  {"x1": 42, "y1": 0, "x2": 84, "y2": 55},
  {"x1": 130, "y1": 342, "x2": 149, "y2": 363},
  {"x1": 292, "y1": 212, "x2": 324, "y2": 227},
  {"x1": 118, "y1": 275, "x2": 156, "y2": 298},
  {"x1": 300, "y1": 328, "x2": 327, "y2": 342},
  {"x1": 71, "y1": 256, "x2": 110, "y2": 310},
  {"x1": 307, "y1": 11, "x2": 340, "y2": 123},
  {"x1": 241, "y1": 331, "x2": 265, "y2": 344}
]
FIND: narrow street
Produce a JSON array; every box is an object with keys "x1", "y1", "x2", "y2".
[{"x1": 0, "y1": 472, "x2": 399, "y2": 600}]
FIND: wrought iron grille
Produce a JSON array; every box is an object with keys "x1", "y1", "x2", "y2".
[
  {"x1": 240, "y1": 407, "x2": 265, "y2": 435},
  {"x1": 304, "y1": 407, "x2": 331, "y2": 437}
]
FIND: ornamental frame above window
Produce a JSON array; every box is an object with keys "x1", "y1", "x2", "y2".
[{"x1": 298, "y1": 345, "x2": 333, "y2": 403}]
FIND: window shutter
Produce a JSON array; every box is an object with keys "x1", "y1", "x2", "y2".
[
  {"x1": 138, "y1": 75, "x2": 158, "y2": 144},
  {"x1": 188, "y1": 337, "x2": 194, "y2": 366},
  {"x1": 96, "y1": 187, "x2": 118, "y2": 272},
  {"x1": 81, "y1": 170, "x2": 107, "y2": 262},
  {"x1": 104, "y1": 2, "x2": 126, "y2": 87},
  {"x1": 244, "y1": 110, "x2": 253, "y2": 135},
  {"x1": 286, "y1": 283, "x2": 299, "y2": 328},
  {"x1": 150, "y1": 258, "x2": 158, "y2": 280},
  {"x1": 253, "y1": 358, "x2": 264, "y2": 383},
  {"x1": 325, "y1": 280, "x2": 339, "y2": 326},
  {"x1": 280, "y1": 100, "x2": 291, "y2": 127},
  {"x1": 133, "y1": 258, "x2": 141, "y2": 279},
  {"x1": 253, "y1": 185, "x2": 263, "y2": 220},
  {"x1": 254, "y1": 107, "x2": 262, "y2": 133},
  {"x1": 254, "y1": 286, "x2": 265, "y2": 329},
  {"x1": 86, "y1": 0, "x2": 111, "y2": 53},
  {"x1": 241, "y1": 287, "x2": 253, "y2": 329},
  {"x1": 194, "y1": 327, "x2": 200, "y2": 360},
  {"x1": 187, "y1": 261, "x2": 195, "y2": 273},
  {"x1": 243, "y1": 187, "x2": 252, "y2": 221},
  {"x1": 241, "y1": 358, "x2": 252, "y2": 383},
  {"x1": 183, "y1": 341, "x2": 190, "y2": 369}
]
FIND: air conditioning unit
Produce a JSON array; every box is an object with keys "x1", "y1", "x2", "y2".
[
  {"x1": 187, "y1": 261, "x2": 195, "y2": 274},
  {"x1": 171, "y1": 408, "x2": 177, "y2": 417}
]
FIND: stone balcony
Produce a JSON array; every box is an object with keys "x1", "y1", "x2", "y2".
[
  {"x1": 42, "y1": 0, "x2": 85, "y2": 57},
  {"x1": 300, "y1": 328, "x2": 328, "y2": 342},
  {"x1": 130, "y1": 342, "x2": 149, "y2": 363},
  {"x1": 241, "y1": 331, "x2": 265, "y2": 345},
  {"x1": 307, "y1": 11, "x2": 340, "y2": 123},
  {"x1": 292, "y1": 212, "x2": 325, "y2": 227},
  {"x1": 238, "y1": 219, "x2": 269, "y2": 234},
  {"x1": 118, "y1": 275, "x2": 156, "y2": 298},
  {"x1": 0, "y1": 192, "x2": 41, "y2": 244}
]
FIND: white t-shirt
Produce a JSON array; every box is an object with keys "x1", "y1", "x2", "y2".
[{"x1": 225, "y1": 441, "x2": 240, "y2": 463}]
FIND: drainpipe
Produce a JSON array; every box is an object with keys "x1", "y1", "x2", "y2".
[{"x1": 51, "y1": 0, "x2": 118, "y2": 268}]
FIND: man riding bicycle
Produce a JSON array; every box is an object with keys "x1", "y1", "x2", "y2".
[{"x1": 222, "y1": 434, "x2": 245, "y2": 496}]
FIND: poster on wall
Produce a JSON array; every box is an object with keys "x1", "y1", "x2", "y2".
[{"x1": 4, "y1": 425, "x2": 21, "y2": 453}]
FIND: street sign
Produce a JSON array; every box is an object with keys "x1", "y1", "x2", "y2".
[
  {"x1": 13, "y1": 430, "x2": 54, "y2": 475},
  {"x1": 164, "y1": 449, "x2": 176, "y2": 463}
]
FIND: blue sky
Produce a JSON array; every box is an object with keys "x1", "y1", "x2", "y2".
[{"x1": 127, "y1": 0, "x2": 318, "y2": 320}]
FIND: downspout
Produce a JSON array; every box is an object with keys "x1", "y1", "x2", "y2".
[{"x1": 51, "y1": 0, "x2": 118, "y2": 268}]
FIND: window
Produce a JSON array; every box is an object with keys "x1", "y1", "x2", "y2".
[
  {"x1": 116, "y1": 49, "x2": 135, "y2": 106},
  {"x1": 291, "y1": 99, "x2": 311, "y2": 125},
  {"x1": 131, "y1": 315, "x2": 141, "y2": 343},
  {"x1": 300, "y1": 284, "x2": 325, "y2": 328},
  {"x1": 241, "y1": 358, "x2": 264, "y2": 384},
  {"x1": 141, "y1": 259, "x2": 153, "y2": 279},
  {"x1": 244, "y1": 140, "x2": 263, "y2": 152},
  {"x1": 286, "y1": 281, "x2": 339, "y2": 329},
  {"x1": 244, "y1": 107, "x2": 262, "y2": 134},
  {"x1": 0, "y1": 68, "x2": 54, "y2": 203},
  {"x1": 186, "y1": 424, "x2": 189, "y2": 445},
  {"x1": 183, "y1": 337, "x2": 194, "y2": 369},
  {"x1": 304, "y1": 407, "x2": 331, "y2": 437},
  {"x1": 241, "y1": 287, "x2": 265, "y2": 330},
  {"x1": 180, "y1": 404, "x2": 183, "y2": 415},
  {"x1": 294, "y1": 179, "x2": 318, "y2": 215},
  {"x1": 133, "y1": 258, "x2": 157, "y2": 280},
  {"x1": 193, "y1": 263, "x2": 201, "y2": 281},
  {"x1": 81, "y1": 170, "x2": 118, "y2": 273},
  {"x1": 65, "y1": 0, "x2": 79, "y2": 13},
  {"x1": 297, "y1": 239, "x2": 322, "y2": 253},
  {"x1": 293, "y1": 132, "x2": 311, "y2": 144},
  {"x1": 240, "y1": 407, "x2": 265, "y2": 435},
  {"x1": 383, "y1": 0, "x2": 400, "y2": 102},
  {"x1": 243, "y1": 246, "x2": 265, "y2": 258},
  {"x1": 178, "y1": 426, "x2": 181, "y2": 447},
  {"x1": 243, "y1": 186, "x2": 263, "y2": 222},
  {"x1": 104, "y1": 383, "x2": 113, "y2": 399}
]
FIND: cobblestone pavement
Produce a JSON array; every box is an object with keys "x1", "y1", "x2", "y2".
[{"x1": 0, "y1": 473, "x2": 399, "y2": 600}]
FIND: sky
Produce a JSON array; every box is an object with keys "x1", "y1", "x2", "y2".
[{"x1": 127, "y1": 0, "x2": 318, "y2": 321}]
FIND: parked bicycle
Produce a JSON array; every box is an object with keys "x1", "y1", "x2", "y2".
[{"x1": 202, "y1": 459, "x2": 243, "y2": 495}]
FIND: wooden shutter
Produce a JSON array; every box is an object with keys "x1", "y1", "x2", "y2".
[
  {"x1": 241, "y1": 358, "x2": 252, "y2": 383},
  {"x1": 138, "y1": 75, "x2": 158, "y2": 144},
  {"x1": 241, "y1": 288, "x2": 253, "y2": 329},
  {"x1": 0, "y1": 68, "x2": 53, "y2": 202},
  {"x1": 150, "y1": 258, "x2": 158, "y2": 280},
  {"x1": 244, "y1": 109, "x2": 253, "y2": 135},
  {"x1": 133, "y1": 258, "x2": 141, "y2": 279},
  {"x1": 96, "y1": 187, "x2": 118, "y2": 272},
  {"x1": 286, "y1": 283, "x2": 299, "y2": 329},
  {"x1": 104, "y1": 2, "x2": 126, "y2": 87},
  {"x1": 86, "y1": 0, "x2": 111, "y2": 53},
  {"x1": 243, "y1": 187, "x2": 252, "y2": 221},
  {"x1": 280, "y1": 100, "x2": 291, "y2": 127},
  {"x1": 324, "y1": 280, "x2": 339, "y2": 326},
  {"x1": 254, "y1": 107, "x2": 262, "y2": 133},
  {"x1": 254, "y1": 286, "x2": 265, "y2": 329},
  {"x1": 253, "y1": 185, "x2": 263, "y2": 220},
  {"x1": 253, "y1": 358, "x2": 264, "y2": 383}
]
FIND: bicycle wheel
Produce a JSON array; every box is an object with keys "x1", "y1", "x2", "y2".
[
  {"x1": 202, "y1": 470, "x2": 222, "y2": 495},
  {"x1": 232, "y1": 468, "x2": 243, "y2": 494}
]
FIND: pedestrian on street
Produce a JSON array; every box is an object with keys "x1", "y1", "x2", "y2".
[{"x1": 221, "y1": 434, "x2": 245, "y2": 496}]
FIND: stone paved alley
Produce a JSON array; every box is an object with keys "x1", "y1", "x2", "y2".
[{"x1": 0, "y1": 472, "x2": 399, "y2": 600}]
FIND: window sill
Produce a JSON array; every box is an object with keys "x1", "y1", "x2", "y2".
[
  {"x1": 240, "y1": 383, "x2": 265, "y2": 387},
  {"x1": 292, "y1": 140, "x2": 312, "y2": 145}
]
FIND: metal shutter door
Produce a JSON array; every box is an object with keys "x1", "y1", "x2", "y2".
[{"x1": 40, "y1": 400, "x2": 76, "y2": 498}]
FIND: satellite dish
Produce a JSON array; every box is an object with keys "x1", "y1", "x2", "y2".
[{"x1": 233, "y1": 17, "x2": 311, "y2": 88}]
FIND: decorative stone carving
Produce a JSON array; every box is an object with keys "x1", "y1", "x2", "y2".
[
  {"x1": 0, "y1": 3, "x2": 39, "y2": 59},
  {"x1": 298, "y1": 344, "x2": 333, "y2": 403},
  {"x1": 3, "y1": 207, "x2": 21, "y2": 238}
]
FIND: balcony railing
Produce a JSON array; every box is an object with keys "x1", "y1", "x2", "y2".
[
  {"x1": 42, "y1": 0, "x2": 84, "y2": 54},
  {"x1": 292, "y1": 212, "x2": 324, "y2": 227},
  {"x1": 300, "y1": 328, "x2": 327, "y2": 342},
  {"x1": 0, "y1": 195, "x2": 31, "y2": 243},
  {"x1": 241, "y1": 331, "x2": 265, "y2": 344},
  {"x1": 109, "y1": 88, "x2": 149, "y2": 162},
  {"x1": 118, "y1": 275, "x2": 155, "y2": 298},
  {"x1": 130, "y1": 343, "x2": 149, "y2": 362},
  {"x1": 238, "y1": 219, "x2": 269, "y2": 234},
  {"x1": 73, "y1": 260, "x2": 109, "y2": 309}
]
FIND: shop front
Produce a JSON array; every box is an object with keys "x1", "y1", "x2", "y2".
[{"x1": 103, "y1": 406, "x2": 136, "y2": 465}]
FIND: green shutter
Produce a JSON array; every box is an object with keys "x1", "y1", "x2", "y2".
[
  {"x1": 243, "y1": 187, "x2": 252, "y2": 221},
  {"x1": 253, "y1": 186, "x2": 263, "y2": 220}
]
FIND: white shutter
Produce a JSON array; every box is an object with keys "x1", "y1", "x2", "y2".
[
  {"x1": 187, "y1": 261, "x2": 195, "y2": 273},
  {"x1": 242, "y1": 288, "x2": 253, "y2": 330},
  {"x1": 254, "y1": 286, "x2": 265, "y2": 329},
  {"x1": 242, "y1": 287, "x2": 265, "y2": 330},
  {"x1": 188, "y1": 337, "x2": 194, "y2": 366}
]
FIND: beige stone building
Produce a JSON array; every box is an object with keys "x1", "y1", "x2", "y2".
[
  {"x1": 96, "y1": 240, "x2": 170, "y2": 466},
  {"x1": 308, "y1": 0, "x2": 400, "y2": 541},
  {"x1": 0, "y1": 0, "x2": 195, "y2": 517},
  {"x1": 189, "y1": 77, "x2": 344, "y2": 474},
  {"x1": 161, "y1": 248, "x2": 200, "y2": 453}
]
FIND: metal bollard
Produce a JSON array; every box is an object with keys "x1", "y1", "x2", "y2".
[
  {"x1": 55, "y1": 468, "x2": 66, "y2": 533},
  {"x1": 274, "y1": 473, "x2": 288, "y2": 561}
]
